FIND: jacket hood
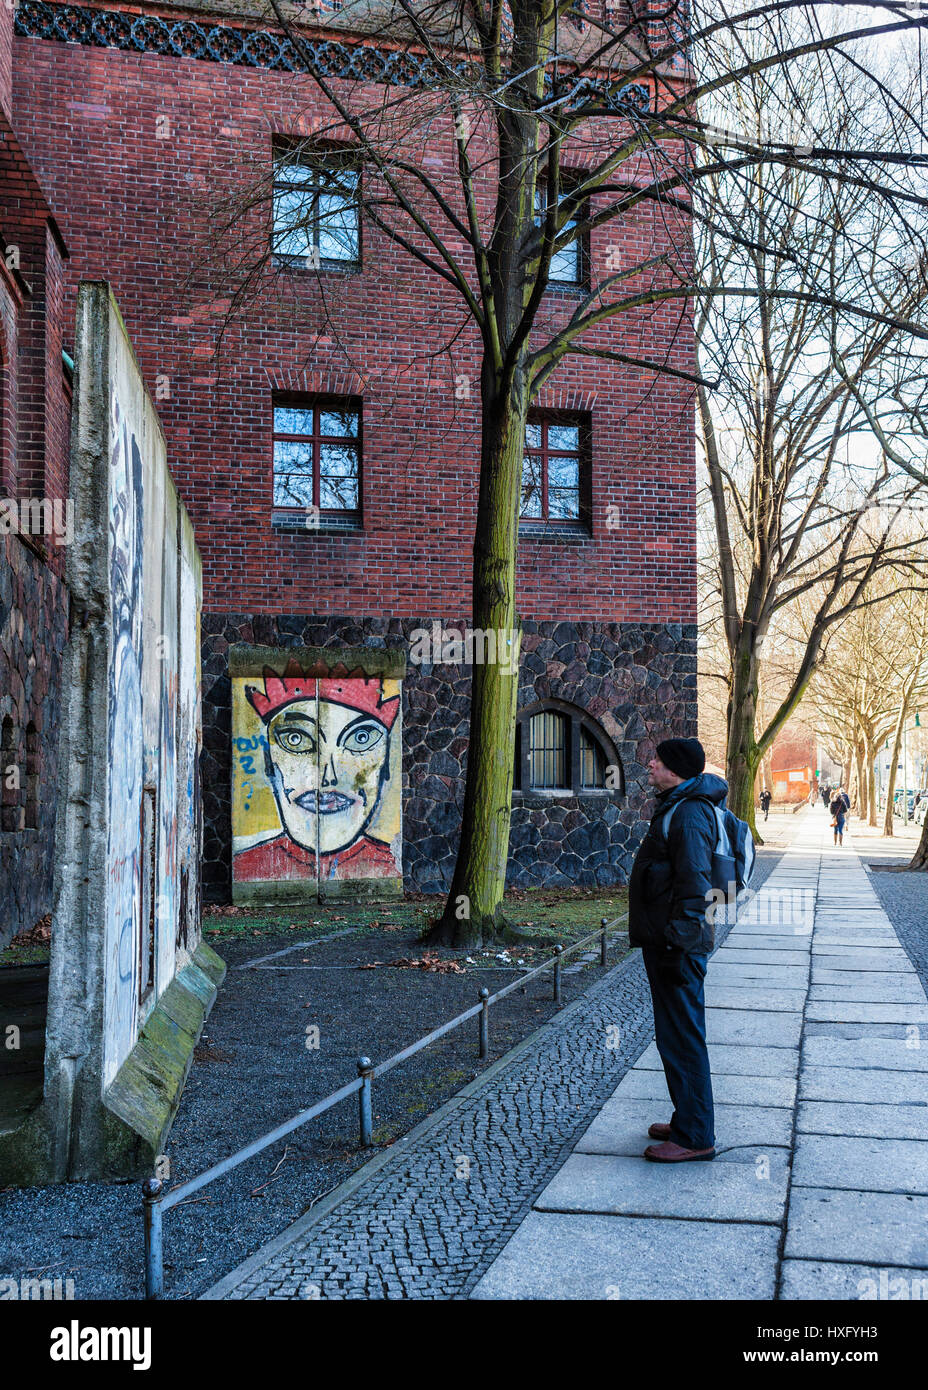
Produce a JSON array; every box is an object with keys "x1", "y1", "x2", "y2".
[{"x1": 658, "y1": 771, "x2": 729, "y2": 812}]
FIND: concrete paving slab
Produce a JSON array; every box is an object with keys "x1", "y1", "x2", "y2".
[
  {"x1": 802, "y1": 1036, "x2": 928, "y2": 1071},
  {"x1": 635, "y1": 1041, "x2": 798, "y2": 1076},
  {"x1": 705, "y1": 1008, "x2": 803, "y2": 1047},
  {"x1": 724, "y1": 934, "x2": 812, "y2": 953},
  {"x1": 809, "y1": 983, "x2": 926, "y2": 1004},
  {"x1": 715, "y1": 949, "x2": 810, "y2": 967},
  {"x1": 707, "y1": 964, "x2": 809, "y2": 988},
  {"x1": 812, "y1": 948, "x2": 912, "y2": 966},
  {"x1": 803, "y1": 1021, "x2": 928, "y2": 1040},
  {"x1": 805, "y1": 1001, "x2": 928, "y2": 1024},
  {"x1": 812, "y1": 960, "x2": 917, "y2": 978},
  {"x1": 799, "y1": 1065, "x2": 928, "y2": 1105},
  {"x1": 704, "y1": 986, "x2": 808, "y2": 1012},
  {"x1": 797, "y1": 1100, "x2": 928, "y2": 1141},
  {"x1": 533, "y1": 1152, "x2": 789, "y2": 1222},
  {"x1": 780, "y1": 1260, "x2": 928, "y2": 1300},
  {"x1": 793, "y1": 1134, "x2": 928, "y2": 1194},
  {"x1": 816, "y1": 934, "x2": 900, "y2": 945},
  {"x1": 784, "y1": 1188, "x2": 928, "y2": 1267},
  {"x1": 576, "y1": 1098, "x2": 794, "y2": 1156},
  {"x1": 469, "y1": 1211, "x2": 781, "y2": 1299},
  {"x1": 615, "y1": 1067, "x2": 797, "y2": 1108}
]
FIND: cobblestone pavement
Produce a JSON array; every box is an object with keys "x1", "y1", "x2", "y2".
[{"x1": 204, "y1": 826, "x2": 794, "y2": 1300}]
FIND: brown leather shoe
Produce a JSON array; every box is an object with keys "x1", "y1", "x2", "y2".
[
  {"x1": 643, "y1": 1140, "x2": 716, "y2": 1162},
  {"x1": 648, "y1": 1123, "x2": 672, "y2": 1140}
]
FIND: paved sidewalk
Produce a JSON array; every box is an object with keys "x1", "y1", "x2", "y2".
[{"x1": 470, "y1": 814, "x2": 928, "y2": 1299}]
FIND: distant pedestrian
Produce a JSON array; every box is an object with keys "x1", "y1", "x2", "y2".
[
  {"x1": 821, "y1": 785, "x2": 830, "y2": 807},
  {"x1": 759, "y1": 788, "x2": 771, "y2": 821},
  {"x1": 829, "y1": 787, "x2": 850, "y2": 846},
  {"x1": 628, "y1": 737, "x2": 719, "y2": 1164}
]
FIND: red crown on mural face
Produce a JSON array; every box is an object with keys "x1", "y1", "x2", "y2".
[{"x1": 246, "y1": 658, "x2": 400, "y2": 729}]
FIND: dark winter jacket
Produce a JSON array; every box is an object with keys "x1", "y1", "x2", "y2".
[{"x1": 628, "y1": 772, "x2": 729, "y2": 956}]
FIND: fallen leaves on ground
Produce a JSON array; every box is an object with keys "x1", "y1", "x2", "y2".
[
  {"x1": 10, "y1": 913, "x2": 51, "y2": 947},
  {"x1": 359, "y1": 951, "x2": 465, "y2": 975},
  {"x1": 193, "y1": 1042, "x2": 236, "y2": 1063}
]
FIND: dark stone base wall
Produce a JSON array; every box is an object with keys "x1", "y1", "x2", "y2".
[
  {"x1": 200, "y1": 615, "x2": 698, "y2": 901},
  {"x1": 0, "y1": 533, "x2": 68, "y2": 947}
]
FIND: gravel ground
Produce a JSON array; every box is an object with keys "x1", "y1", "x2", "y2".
[
  {"x1": 851, "y1": 817, "x2": 928, "y2": 999},
  {"x1": 0, "y1": 817, "x2": 795, "y2": 1302}
]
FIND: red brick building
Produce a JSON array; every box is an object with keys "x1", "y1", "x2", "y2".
[
  {"x1": 0, "y1": 0, "x2": 70, "y2": 943},
  {"x1": 6, "y1": 0, "x2": 698, "y2": 908}
]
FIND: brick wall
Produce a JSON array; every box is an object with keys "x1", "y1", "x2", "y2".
[
  {"x1": 0, "y1": 17, "x2": 71, "y2": 944},
  {"x1": 12, "y1": 11, "x2": 697, "y2": 625}
]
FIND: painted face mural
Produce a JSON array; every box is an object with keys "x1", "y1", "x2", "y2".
[{"x1": 231, "y1": 659, "x2": 402, "y2": 891}]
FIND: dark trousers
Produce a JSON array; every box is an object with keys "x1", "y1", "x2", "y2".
[{"x1": 642, "y1": 947, "x2": 715, "y2": 1150}]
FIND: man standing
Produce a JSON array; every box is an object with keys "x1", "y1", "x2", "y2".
[
  {"x1": 759, "y1": 787, "x2": 771, "y2": 821},
  {"x1": 629, "y1": 737, "x2": 726, "y2": 1163}
]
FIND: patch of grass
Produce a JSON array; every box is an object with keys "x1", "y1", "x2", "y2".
[
  {"x1": 0, "y1": 941, "x2": 50, "y2": 967},
  {"x1": 415, "y1": 884, "x2": 629, "y2": 947},
  {"x1": 201, "y1": 884, "x2": 628, "y2": 947}
]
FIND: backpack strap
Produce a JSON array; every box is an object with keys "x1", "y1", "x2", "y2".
[{"x1": 661, "y1": 796, "x2": 726, "y2": 851}]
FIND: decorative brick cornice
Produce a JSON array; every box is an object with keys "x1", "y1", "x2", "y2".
[{"x1": 14, "y1": 1, "x2": 652, "y2": 112}]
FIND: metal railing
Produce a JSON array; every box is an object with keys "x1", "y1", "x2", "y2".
[{"x1": 141, "y1": 910, "x2": 629, "y2": 1298}]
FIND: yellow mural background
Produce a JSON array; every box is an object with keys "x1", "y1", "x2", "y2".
[{"x1": 231, "y1": 676, "x2": 402, "y2": 858}]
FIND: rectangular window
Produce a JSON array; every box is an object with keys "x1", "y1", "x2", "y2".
[
  {"x1": 521, "y1": 414, "x2": 588, "y2": 523},
  {"x1": 272, "y1": 143, "x2": 361, "y2": 268},
  {"x1": 273, "y1": 398, "x2": 361, "y2": 516},
  {"x1": 534, "y1": 178, "x2": 587, "y2": 286}
]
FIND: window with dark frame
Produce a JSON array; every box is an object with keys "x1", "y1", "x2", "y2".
[
  {"x1": 529, "y1": 710, "x2": 567, "y2": 789},
  {"x1": 272, "y1": 142, "x2": 361, "y2": 268},
  {"x1": 521, "y1": 414, "x2": 589, "y2": 525},
  {"x1": 273, "y1": 398, "x2": 361, "y2": 517},
  {"x1": 533, "y1": 175, "x2": 588, "y2": 287},
  {"x1": 514, "y1": 703, "x2": 620, "y2": 794}
]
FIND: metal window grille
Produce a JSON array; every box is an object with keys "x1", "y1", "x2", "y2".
[
  {"x1": 580, "y1": 726, "x2": 605, "y2": 788},
  {"x1": 529, "y1": 710, "x2": 567, "y2": 789}
]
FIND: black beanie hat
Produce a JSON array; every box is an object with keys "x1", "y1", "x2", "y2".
[{"x1": 656, "y1": 737, "x2": 705, "y2": 781}]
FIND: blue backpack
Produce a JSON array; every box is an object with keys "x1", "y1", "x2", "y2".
[{"x1": 661, "y1": 796, "x2": 756, "y2": 896}]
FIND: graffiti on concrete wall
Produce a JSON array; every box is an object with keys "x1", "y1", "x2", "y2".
[
  {"x1": 104, "y1": 394, "x2": 144, "y2": 1073},
  {"x1": 231, "y1": 656, "x2": 402, "y2": 896},
  {"x1": 97, "y1": 288, "x2": 203, "y2": 1088}
]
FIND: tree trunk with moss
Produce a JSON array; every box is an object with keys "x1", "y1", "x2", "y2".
[
  {"x1": 726, "y1": 645, "x2": 762, "y2": 838},
  {"x1": 427, "y1": 375, "x2": 527, "y2": 946}
]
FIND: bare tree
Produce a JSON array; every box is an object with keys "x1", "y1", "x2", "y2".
[
  {"x1": 696, "y1": 23, "x2": 928, "y2": 835},
  {"x1": 195, "y1": 1, "x2": 928, "y2": 939},
  {"x1": 804, "y1": 577, "x2": 928, "y2": 826}
]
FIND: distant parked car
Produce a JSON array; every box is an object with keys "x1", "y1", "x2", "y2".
[{"x1": 893, "y1": 790, "x2": 920, "y2": 818}]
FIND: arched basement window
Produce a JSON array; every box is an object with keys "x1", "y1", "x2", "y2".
[{"x1": 514, "y1": 701, "x2": 622, "y2": 795}]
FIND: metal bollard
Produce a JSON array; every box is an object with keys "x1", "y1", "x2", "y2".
[
  {"x1": 357, "y1": 1056, "x2": 374, "y2": 1147},
  {"x1": 553, "y1": 945, "x2": 562, "y2": 1003},
  {"x1": 478, "y1": 987, "x2": 489, "y2": 1059},
  {"x1": 601, "y1": 917, "x2": 608, "y2": 968},
  {"x1": 142, "y1": 1176, "x2": 164, "y2": 1301}
]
